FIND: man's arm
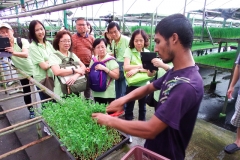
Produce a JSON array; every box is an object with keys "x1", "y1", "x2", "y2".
[
  {"x1": 92, "y1": 113, "x2": 168, "y2": 139},
  {"x1": 106, "y1": 83, "x2": 156, "y2": 113},
  {"x1": 227, "y1": 65, "x2": 239, "y2": 98}
]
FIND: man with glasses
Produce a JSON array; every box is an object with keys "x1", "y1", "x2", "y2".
[
  {"x1": 107, "y1": 22, "x2": 130, "y2": 101},
  {"x1": 72, "y1": 17, "x2": 94, "y2": 100},
  {"x1": 0, "y1": 23, "x2": 35, "y2": 119}
]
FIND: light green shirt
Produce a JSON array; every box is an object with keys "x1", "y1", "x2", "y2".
[
  {"x1": 111, "y1": 35, "x2": 130, "y2": 62},
  {"x1": 12, "y1": 38, "x2": 34, "y2": 76},
  {"x1": 123, "y1": 47, "x2": 150, "y2": 87},
  {"x1": 154, "y1": 63, "x2": 173, "y2": 101},
  {"x1": 106, "y1": 44, "x2": 113, "y2": 54},
  {"x1": 89, "y1": 54, "x2": 119, "y2": 98},
  {"x1": 49, "y1": 51, "x2": 81, "y2": 97},
  {"x1": 29, "y1": 41, "x2": 55, "y2": 82}
]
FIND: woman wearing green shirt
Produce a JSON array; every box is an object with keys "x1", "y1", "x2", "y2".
[
  {"x1": 28, "y1": 20, "x2": 55, "y2": 100},
  {"x1": 123, "y1": 29, "x2": 150, "y2": 121},
  {"x1": 49, "y1": 30, "x2": 86, "y2": 97},
  {"x1": 89, "y1": 38, "x2": 119, "y2": 105}
]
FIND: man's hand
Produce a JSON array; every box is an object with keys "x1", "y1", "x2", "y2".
[
  {"x1": 92, "y1": 113, "x2": 112, "y2": 126},
  {"x1": 227, "y1": 86, "x2": 234, "y2": 99},
  {"x1": 106, "y1": 98, "x2": 125, "y2": 114}
]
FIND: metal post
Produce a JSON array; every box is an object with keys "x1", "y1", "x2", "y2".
[
  {"x1": 20, "y1": 0, "x2": 25, "y2": 11},
  {"x1": 112, "y1": 1, "x2": 115, "y2": 21},
  {"x1": 122, "y1": 0, "x2": 125, "y2": 33},
  {"x1": 150, "y1": 13, "x2": 154, "y2": 51},
  {"x1": 86, "y1": 6, "x2": 88, "y2": 21},
  {"x1": 183, "y1": 0, "x2": 187, "y2": 16},
  {"x1": 222, "y1": 18, "x2": 226, "y2": 27},
  {"x1": 63, "y1": 0, "x2": 68, "y2": 29},
  {"x1": 201, "y1": 0, "x2": 207, "y2": 42},
  {"x1": 34, "y1": 0, "x2": 38, "y2": 9}
]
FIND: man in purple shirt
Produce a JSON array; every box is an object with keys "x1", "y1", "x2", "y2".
[{"x1": 92, "y1": 14, "x2": 204, "y2": 160}]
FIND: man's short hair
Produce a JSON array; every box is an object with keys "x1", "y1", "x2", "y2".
[
  {"x1": 155, "y1": 14, "x2": 193, "y2": 49},
  {"x1": 75, "y1": 17, "x2": 86, "y2": 23},
  {"x1": 107, "y1": 21, "x2": 120, "y2": 32}
]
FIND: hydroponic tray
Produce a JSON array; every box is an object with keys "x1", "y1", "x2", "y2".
[{"x1": 42, "y1": 120, "x2": 129, "y2": 160}]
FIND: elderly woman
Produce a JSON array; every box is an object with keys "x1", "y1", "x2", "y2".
[
  {"x1": 49, "y1": 30, "x2": 86, "y2": 97},
  {"x1": 123, "y1": 29, "x2": 151, "y2": 122},
  {"x1": 28, "y1": 20, "x2": 55, "y2": 101},
  {"x1": 89, "y1": 38, "x2": 119, "y2": 105}
]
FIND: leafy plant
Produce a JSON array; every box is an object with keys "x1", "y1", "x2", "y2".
[
  {"x1": 131, "y1": 26, "x2": 155, "y2": 35},
  {"x1": 193, "y1": 26, "x2": 240, "y2": 39},
  {"x1": 42, "y1": 94, "x2": 122, "y2": 159},
  {"x1": 194, "y1": 51, "x2": 237, "y2": 69}
]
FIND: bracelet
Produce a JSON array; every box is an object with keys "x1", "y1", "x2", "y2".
[
  {"x1": 107, "y1": 69, "x2": 110, "y2": 74},
  {"x1": 71, "y1": 68, "x2": 75, "y2": 74}
]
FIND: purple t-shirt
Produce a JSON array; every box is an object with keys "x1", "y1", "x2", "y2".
[{"x1": 144, "y1": 65, "x2": 204, "y2": 160}]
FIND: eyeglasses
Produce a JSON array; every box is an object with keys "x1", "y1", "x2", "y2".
[
  {"x1": 95, "y1": 46, "x2": 106, "y2": 50},
  {"x1": 134, "y1": 39, "x2": 144, "y2": 43},
  {"x1": 60, "y1": 40, "x2": 71, "y2": 43},
  {"x1": 77, "y1": 24, "x2": 86, "y2": 26},
  {"x1": 109, "y1": 30, "x2": 119, "y2": 35}
]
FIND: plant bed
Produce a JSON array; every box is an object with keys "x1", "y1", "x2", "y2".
[
  {"x1": 41, "y1": 95, "x2": 129, "y2": 160},
  {"x1": 194, "y1": 50, "x2": 237, "y2": 69}
]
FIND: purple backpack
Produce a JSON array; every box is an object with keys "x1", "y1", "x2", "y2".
[{"x1": 89, "y1": 56, "x2": 116, "y2": 92}]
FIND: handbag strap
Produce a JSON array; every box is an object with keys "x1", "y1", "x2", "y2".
[
  {"x1": 113, "y1": 45, "x2": 116, "y2": 58},
  {"x1": 131, "y1": 48, "x2": 144, "y2": 65}
]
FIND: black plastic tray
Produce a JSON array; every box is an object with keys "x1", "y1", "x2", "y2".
[{"x1": 42, "y1": 120, "x2": 129, "y2": 160}]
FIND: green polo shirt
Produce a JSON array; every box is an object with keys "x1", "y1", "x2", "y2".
[
  {"x1": 49, "y1": 51, "x2": 81, "y2": 97},
  {"x1": 123, "y1": 47, "x2": 150, "y2": 87},
  {"x1": 11, "y1": 38, "x2": 34, "y2": 76},
  {"x1": 89, "y1": 54, "x2": 119, "y2": 98},
  {"x1": 111, "y1": 35, "x2": 130, "y2": 62},
  {"x1": 29, "y1": 41, "x2": 55, "y2": 82}
]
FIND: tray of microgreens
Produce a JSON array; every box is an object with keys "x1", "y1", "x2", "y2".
[{"x1": 41, "y1": 94, "x2": 129, "y2": 160}]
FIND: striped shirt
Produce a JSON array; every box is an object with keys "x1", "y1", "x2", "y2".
[{"x1": 72, "y1": 33, "x2": 94, "y2": 65}]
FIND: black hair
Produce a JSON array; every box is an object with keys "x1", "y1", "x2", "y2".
[
  {"x1": 86, "y1": 21, "x2": 93, "y2": 34},
  {"x1": 93, "y1": 38, "x2": 107, "y2": 49},
  {"x1": 104, "y1": 32, "x2": 112, "y2": 51},
  {"x1": 107, "y1": 21, "x2": 120, "y2": 32},
  {"x1": 129, "y1": 29, "x2": 149, "y2": 49},
  {"x1": 75, "y1": 17, "x2": 86, "y2": 23},
  {"x1": 155, "y1": 14, "x2": 193, "y2": 49},
  {"x1": 28, "y1": 20, "x2": 46, "y2": 45},
  {"x1": 53, "y1": 30, "x2": 72, "y2": 51}
]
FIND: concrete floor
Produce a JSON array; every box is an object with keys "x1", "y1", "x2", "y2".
[{"x1": 1, "y1": 66, "x2": 240, "y2": 160}]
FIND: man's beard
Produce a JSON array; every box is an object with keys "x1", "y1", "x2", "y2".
[{"x1": 162, "y1": 50, "x2": 174, "y2": 64}]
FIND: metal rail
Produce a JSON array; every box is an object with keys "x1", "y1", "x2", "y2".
[
  {"x1": 0, "y1": 135, "x2": 52, "y2": 159},
  {"x1": 0, "y1": 59, "x2": 61, "y2": 159}
]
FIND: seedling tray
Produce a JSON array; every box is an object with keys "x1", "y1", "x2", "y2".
[{"x1": 42, "y1": 120, "x2": 129, "y2": 160}]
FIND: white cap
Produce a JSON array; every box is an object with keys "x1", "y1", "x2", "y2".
[{"x1": 0, "y1": 23, "x2": 12, "y2": 30}]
